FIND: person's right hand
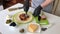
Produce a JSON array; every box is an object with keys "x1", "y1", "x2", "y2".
[{"x1": 33, "y1": 5, "x2": 43, "y2": 17}]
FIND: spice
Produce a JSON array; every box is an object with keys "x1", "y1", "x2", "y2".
[
  {"x1": 19, "y1": 29, "x2": 25, "y2": 33},
  {"x1": 10, "y1": 22, "x2": 16, "y2": 27},
  {"x1": 6, "y1": 19, "x2": 12, "y2": 24}
]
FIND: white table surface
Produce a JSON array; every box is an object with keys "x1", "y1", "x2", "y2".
[{"x1": 0, "y1": 3, "x2": 60, "y2": 34}]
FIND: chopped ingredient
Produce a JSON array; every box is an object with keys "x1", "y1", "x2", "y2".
[
  {"x1": 6, "y1": 15, "x2": 10, "y2": 19},
  {"x1": 6, "y1": 15, "x2": 12, "y2": 19},
  {"x1": 41, "y1": 15, "x2": 46, "y2": 20},
  {"x1": 41, "y1": 28, "x2": 47, "y2": 31},
  {"x1": 19, "y1": 29, "x2": 25, "y2": 33},
  {"x1": 28, "y1": 24, "x2": 38, "y2": 32},
  {"x1": 6, "y1": 19, "x2": 12, "y2": 24},
  {"x1": 10, "y1": 22, "x2": 16, "y2": 27}
]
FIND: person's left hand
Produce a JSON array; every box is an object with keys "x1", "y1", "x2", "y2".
[
  {"x1": 33, "y1": 5, "x2": 43, "y2": 17},
  {"x1": 24, "y1": 0, "x2": 29, "y2": 13}
]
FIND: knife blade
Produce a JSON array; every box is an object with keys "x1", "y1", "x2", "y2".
[{"x1": 8, "y1": 7, "x2": 24, "y2": 11}]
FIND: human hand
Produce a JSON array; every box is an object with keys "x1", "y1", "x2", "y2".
[
  {"x1": 33, "y1": 5, "x2": 43, "y2": 17},
  {"x1": 24, "y1": 0, "x2": 29, "y2": 13}
]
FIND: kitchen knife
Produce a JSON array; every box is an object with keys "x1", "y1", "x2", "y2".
[
  {"x1": 38, "y1": 16, "x2": 41, "y2": 24},
  {"x1": 8, "y1": 7, "x2": 24, "y2": 11}
]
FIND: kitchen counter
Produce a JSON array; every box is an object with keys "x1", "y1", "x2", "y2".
[{"x1": 0, "y1": 3, "x2": 60, "y2": 34}]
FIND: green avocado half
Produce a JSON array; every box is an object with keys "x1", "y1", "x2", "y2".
[{"x1": 12, "y1": 11, "x2": 34, "y2": 25}]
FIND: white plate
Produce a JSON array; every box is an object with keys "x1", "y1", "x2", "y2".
[{"x1": 0, "y1": 9, "x2": 41, "y2": 34}]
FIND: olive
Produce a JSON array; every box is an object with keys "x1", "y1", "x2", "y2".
[
  {"x1": 10, "y1": 22, "x2": 16, "y2": 27},
  {"x1": 41, "y1": 28, "x2": 47, "y2": 31}
]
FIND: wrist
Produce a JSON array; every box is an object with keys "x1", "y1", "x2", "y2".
[{"x1": 41, "y1": 4, "x2": 44, "y2": 8}]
